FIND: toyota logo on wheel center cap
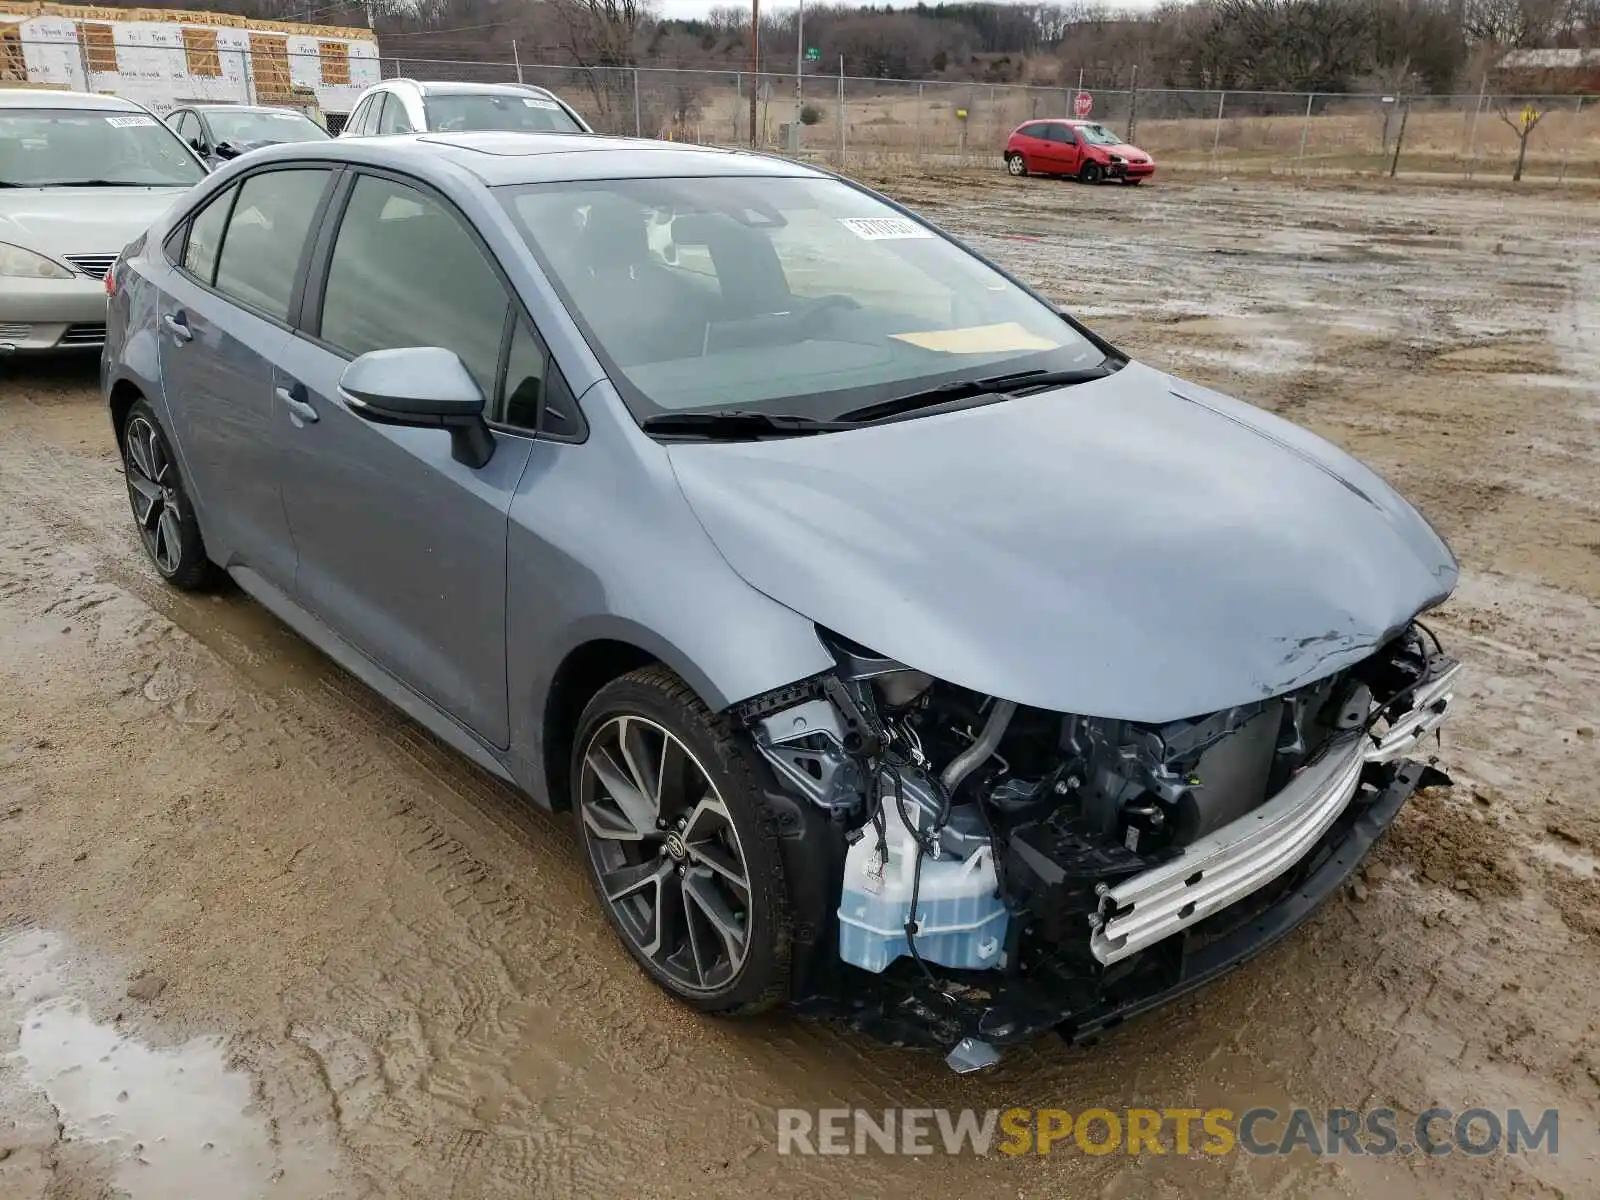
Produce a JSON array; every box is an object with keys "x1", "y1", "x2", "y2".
[{"x1": 664, "y1": 832, "x2": 688, "y2": 861}]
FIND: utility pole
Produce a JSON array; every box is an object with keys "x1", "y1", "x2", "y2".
[
  {"x1": 512, "y1": 40, "x2": 523, "y2": 85},
  {"x1": 792, "y1": 0, "x2": 803, "y2": 152},
  {"x1": 748, "y1": 0, "x2": 760, "y2": 147}
]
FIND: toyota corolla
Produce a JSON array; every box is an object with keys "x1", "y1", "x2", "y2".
[{"x1": 102, "y1": 133, "x2": 1460, "y2": 1071}]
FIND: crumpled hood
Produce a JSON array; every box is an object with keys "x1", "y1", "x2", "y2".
[
  {"x1": 1103, "y1": 142, "x2": 1148, "y2": 161},
  {"x1": 667, "y1": 361, "x2": 1457, "y2": 722},
  {"x1": 0, "y1": 188, "x2": 189, "y2": 261}
]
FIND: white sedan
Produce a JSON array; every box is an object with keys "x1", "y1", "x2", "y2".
[{"x1": 0, "y1": 88, "x2": 204, "y2": 353}]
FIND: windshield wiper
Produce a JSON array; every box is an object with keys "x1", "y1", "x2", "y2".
[
  {"x1": 31, "y1": 179, "x2": 161, "y2": 188},
  {"x1": 640, "y1": 410, "x2": 858, "y2": 439},
  {"x1": 835, "y1": 363, "x2": 1119, "y2": 426}
]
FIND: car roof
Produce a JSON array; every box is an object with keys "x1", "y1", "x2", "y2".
[
  {"x1": 239, "y1": 132, "x2": 823, "y2": 186},
  {"x1": 187, "y1": 103, "x2": 310, "y2": 115},
  {"x1": 380, "y1": 79, "x2": 563, "y2": 100},
  {"x1": 0, "y1": 88, "x2": 143, "y2": 112}
]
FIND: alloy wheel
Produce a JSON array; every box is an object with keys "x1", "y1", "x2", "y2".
[
  {"x1": 1006, "y1": 154, "x2": 1025, "y2": 176},
  {"x1": 578, "y1": 715, "x2": 753, "y2": 994},
  {"x1": 124, "y1": 415, "x2": 184, "y2": 576}
]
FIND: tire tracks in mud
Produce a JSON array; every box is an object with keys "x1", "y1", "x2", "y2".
[{"x1": 0, "y1": 387, "x2": 995, "y2": 1198}]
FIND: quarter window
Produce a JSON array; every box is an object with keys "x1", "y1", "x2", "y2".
[
  {"x1": 319, "y1": 175, "x2": 508, "y2": 395},
  {"x1": 497, "y1": 318, "x2": 583, "y2": 438},
  {"x1": 213, "y1": 169, "x2": 331, "y2": 321},
  {"x1": 181, "y1": 185, "x2": 234, "y2": 284}
]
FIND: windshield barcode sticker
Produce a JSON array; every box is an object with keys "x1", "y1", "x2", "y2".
[
  {"x1": 523, "y1": 98, "x2": 560, "y2": 109},
  {"x1": 838, "y1": 216, "x2": 934, "y2": 241},
  {"x1": 105, "y1": 115, "x2": 158, "y2": 128}
]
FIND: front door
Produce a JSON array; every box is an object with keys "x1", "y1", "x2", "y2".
[
  {"x1": 276, "y1": 170, "x2": 531, "y2": 747},
  {"x1": 1045, "y1": 124, "x2": 1081, "y2": 175},
  {"x1": 156, "y1": 167, "x2": 334, "y2": 588}
]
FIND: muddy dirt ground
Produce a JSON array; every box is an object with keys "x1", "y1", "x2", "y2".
[{"x1": 1, "y1": 173, "x2": 1597, "y2": 1199}]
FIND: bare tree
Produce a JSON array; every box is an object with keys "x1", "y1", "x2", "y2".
[
  {"x1": 549, "y1": 0, "x2": 655, "y2": 125},
  {"x1": 1496, "y1": 100, "x2": 1544, "y2": 180}
]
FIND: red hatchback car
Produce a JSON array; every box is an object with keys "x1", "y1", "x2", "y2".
[{"x1": 1004, "y1": 119, "x2": 1155, "y2": 184}]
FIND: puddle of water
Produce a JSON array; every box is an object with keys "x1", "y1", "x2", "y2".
[
  {"x1": 1167, "y1": 338, "x2": 1310, "y2": 376},
  {"x1": 1530, "y1": 839, "x2": 1599, "y2": 877},
  {"x1": 1, "y1": 930, "x2": 335, "y2": 1199}
]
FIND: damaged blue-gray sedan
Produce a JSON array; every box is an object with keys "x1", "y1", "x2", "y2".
[{"x1": 102, "y1": 132, "x2": 1461, "y2": 1071}]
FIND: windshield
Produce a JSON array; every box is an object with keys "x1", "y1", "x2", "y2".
[
  {"x1": 424, "y1": 94, "x2": 582, "y2": 134},
  {"x1": 1078, "y1": 124, "x2": 1124, "y2": 146},
  {"x1": 497, "y1": 175, "x2": 1106, "y2": 421},
  {"x1": 0, "y1": 109, "x2": 202, "y2": 187},
  {"x1": 207, "y1": 108, "x2": 327, "y2": 146}
]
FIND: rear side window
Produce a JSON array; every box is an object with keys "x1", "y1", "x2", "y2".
[
  {"x1": 1017, "y1": 123, "x2": 1049, "y2": 139},
  {"x1": 213, "y1": 168, "x2": 330, "y2": 321},
  {"x1": 181, "y1": 185, "x2": 234, "y2": 284},
  {"x1": 376, "y1": 94, "x2": 413, "y2": 135},
  {"x1": 319, "y1": 174, "x2": 508, "y2": 395}
]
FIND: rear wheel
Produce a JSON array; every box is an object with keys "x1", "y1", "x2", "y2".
[
  {"x1": 1079, "y1": 161, "x2": 1105, "y2": 184},
  {"x1": 121, "y1": 399, "x2": 215, "y2": 591},
  {"x1": 572, "y1": 665, "x2": 793, "y2": 1013},
  {"x1": 1005, "y1": 152, "x2": 1027, "y2": 177}
]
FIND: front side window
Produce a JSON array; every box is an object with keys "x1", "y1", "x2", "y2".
[
  {"x1": 319, "y1": 174, "x2": 508, "y2": 395},
  {"x1": 498, "y1": 175, "x2": 1106, "y2": 421},
  {"x1": 423, "y1": 93, "x2": 581, "y2": 134},
  {"x1": 171, "y1": 111, "x2": 199, "y2": 148},
  {"x1": 213, "y1": 169, "x2": 330, "y2": 320},
  {"x1": 0, "y1": 108, "x2": 203, "y2": 187},
  {"x1": 1050, "y1": 125, "x2": 1078, "y2": 145}
]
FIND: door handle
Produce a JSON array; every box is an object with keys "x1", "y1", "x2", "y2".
[
  {"x1": 162, "y1": 312, "x2": 193, "y2": 342},
  {"x1": 275, "y1": 385, "x2": 319, "y2": 425}
]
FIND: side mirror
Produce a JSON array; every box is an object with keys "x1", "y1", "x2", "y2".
[
  {"x1": 338, "y1": 347, "x2": 495, "y2": 468},
  {"x1": 188, "y1": 136, "x2": 205, "y2": 153}
]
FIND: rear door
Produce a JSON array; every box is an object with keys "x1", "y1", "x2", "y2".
[
  {"x1": 275, "y1": 169, "x2": 533, "y2": 746},
  {"x1": 156, "y1": 166, "x2": 337, "y2": 589}
]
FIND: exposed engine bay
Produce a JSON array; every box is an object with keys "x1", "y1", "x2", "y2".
[{"x1": 735, "y1": 623, "x2": 1460, "y2": 1071}]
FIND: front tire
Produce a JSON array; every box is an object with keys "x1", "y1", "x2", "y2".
[
  {"x1": 1079, "y1": 161, "x2": 1105, "y2": 184},
  {"x1": 121, "y1": 399, "x2": 215, "y2": 590},
  {"x1": 1005, "y1": 152, "x2": 1027, "y2": 177},
  {"x1": 572, "y1": 665, "x2": 793, "y2": 1014}
]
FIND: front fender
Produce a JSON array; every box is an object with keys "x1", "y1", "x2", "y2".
[{"x1": 504, "y1": 403, "x2": 835, "y2": 799}]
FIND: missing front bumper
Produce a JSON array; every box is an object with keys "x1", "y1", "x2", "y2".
[
  {"x1": 1091, "y1": 658, "x2": 1459, "y2": 965},
  {"x1": 799, "y1": 756, "x2": 1442, "y2": 1053}
]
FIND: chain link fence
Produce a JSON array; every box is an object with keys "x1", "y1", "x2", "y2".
[
  {"x1": 11, "y1": 30, "x2": 1595, "y2": 183},
  {"x1": 385, "y1": 57, "x2": 1597, "y2": 183}
]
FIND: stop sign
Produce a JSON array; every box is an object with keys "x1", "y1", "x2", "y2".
[{"x1": 1074, "y1": 91, "x2": 1093, "y2": 118}]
